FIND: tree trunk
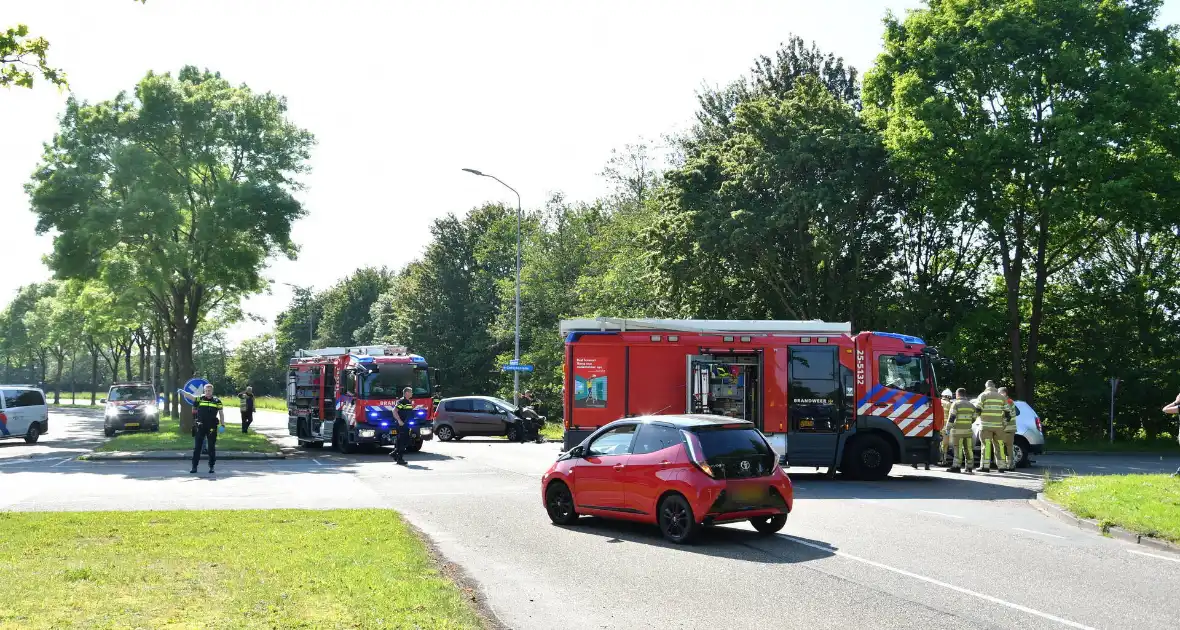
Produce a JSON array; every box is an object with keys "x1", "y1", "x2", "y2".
[
  {"x1": 70, "y1": 346, "x2": 78, "y2": 405},
  {"x1": 123, "y1": 337, "x2": 133, "y2": 384},
  {"x1": 89, "y1": 342, "x2": 99, "y2": 405},
  {"x1": 52, "y1": 351, "x2": 64, "y2": 405},
  {"x1": 176, "y1": 322, "x2": 196, "y2": 434}
]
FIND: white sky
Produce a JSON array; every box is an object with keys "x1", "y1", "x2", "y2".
[{"x1": 5, "y1": 0, "x2": 1176, "y2": 347}]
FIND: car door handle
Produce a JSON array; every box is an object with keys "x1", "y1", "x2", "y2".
[
  {"x1": 659, "y1": 461, "x2": 671, "y2": 467},
  {"x1": 613, "y1": 464, "x2": 625, "y2": 471}
]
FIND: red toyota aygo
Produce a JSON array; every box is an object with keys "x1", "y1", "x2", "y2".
[{"x1": 541, "y1": 415, "x2": 793, "y2": 544}]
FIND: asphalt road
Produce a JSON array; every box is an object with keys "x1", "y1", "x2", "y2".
[{"x1": 2, "y1": 408, "x2": 1178, "y2": 629}]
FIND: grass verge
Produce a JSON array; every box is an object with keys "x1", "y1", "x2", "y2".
[
  {"x1": 255, "y1": 395, "x2": 288, "y2": 412},
  {"x1": 95, "y1": 416, "x2": 278, "y2": 453},
  {"x1": 0, "y1": 509, "x2": 485, "y2": 629},
  {"x1": 1044, "y1": 474, "x2": 1180, "y2": 543},
  {"x1": 540, "y1": 421, "x2": 564, "y2": 442}
]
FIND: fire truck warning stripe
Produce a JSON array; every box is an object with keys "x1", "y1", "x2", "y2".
[
  {"x1": 888, "y1": 404, "x2": 912, "y2": 419},
  {"x1": 856, "y1": 385, "x2": 883, "y2": 408}
]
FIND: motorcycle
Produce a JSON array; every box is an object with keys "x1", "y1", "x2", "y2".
[{"x1": 514, "y1": 405, "x2": 546, "y2": 443}]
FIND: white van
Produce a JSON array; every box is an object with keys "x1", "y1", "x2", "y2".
[{"x1": 0, "y1": 386, "x2": 49, "y2": 444}]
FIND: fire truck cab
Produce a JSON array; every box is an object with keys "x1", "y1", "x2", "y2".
[
  {"x1": 287, "y1": 344, "x2": 436, "y2": 453},
  {"x1": 561, "y1": 318, "x2": 944, "y2": 480}
]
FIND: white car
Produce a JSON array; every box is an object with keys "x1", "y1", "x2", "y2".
[
  {"x1": 965, "y1": 399, "x2": 1044, "y2": 467},
  {"x1": 0, "y1": 385, "x2": 49, "y2": 444}
]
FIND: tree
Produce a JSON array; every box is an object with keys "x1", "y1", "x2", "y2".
[
  {"x1": 228, "y1": 333, "x2": 282, "y2": 396},
  {"x1": 28, "y1": 66, "x2": 314, "y2": 431},
  {"x1": 25, "y1": 282, "x2": 85, "y2": 404},
  {"x1": 652, "y1": 73, "x2": 898, "y2": 324},
  {"x1": 3, "y1": 3, "x2": 145, "y2": 91},
  {"x1": 864, "y1": 0, "x2": 1180, "y2": 403},
  {"x1": 1, "y1": 24, "x2": 65, "y2": 89},
  {"x1": 313, "y1": 267, "x2": 394, "y2": 346}
]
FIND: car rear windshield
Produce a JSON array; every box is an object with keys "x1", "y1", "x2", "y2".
[
  {"x1": 110, "y1": 387, "x2": 154, "y2": 401},
  {"x1": 692, "y1": 427, "x2": 774, "y2": 478}
]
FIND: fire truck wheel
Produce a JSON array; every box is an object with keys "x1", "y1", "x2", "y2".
[
  {"x1": 407, "y1": 437, "x2": 423, "y2": 453},
  {"x1": 844, "y1": 435, "x2": 893, "y2": 481},
  {"x1": 435, "y1": 424, "x2": 455, "y2": 442},
  {"x1": 333, "y1": 424, "x2": 354, "y2": 454}
]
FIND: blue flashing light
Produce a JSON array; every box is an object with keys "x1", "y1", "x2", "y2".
[
  {"x1": 872, "y1": 331, "x2": 926, "y2": 345},
  {"x1": 415, "y1": 409, "x2": 426, "y2": 417},
  {"x1": 566, "y1": 331, "x2": 618, "y2": 343},
  {"x1": 380, "y1": 422, "x2": 389, "y2": 427},
  {"x1": 409, "y1": 421, "x2": 416, "y2": 426},
  {"x1": 410, "y1": 355, "x2": 426, "y2": 363}
]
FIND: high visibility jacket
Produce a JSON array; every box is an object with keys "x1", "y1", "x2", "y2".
[
  {"x1": 936, "y1": 397, "x2": 953, "y2": 431},
  {"x1": 978, "y1": 390, "x2": 1007, "y2": 429},
  {"x1": 948, "y1": 399, "x2": 978, "y2": 432},
  {"x1": 1003, "y1": 398, "x2": 1017, "y2": 433}
]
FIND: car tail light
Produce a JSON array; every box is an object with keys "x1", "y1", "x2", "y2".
[
  {"x1": 681, "y1": 430, "x2": 716, "y2": 478},
  {"x1": 0, "y1": 412, "x2": 6, "y2": 425},
  {"x1": 1035, "y1": 417, "x2": 1042, "y2": 432}
]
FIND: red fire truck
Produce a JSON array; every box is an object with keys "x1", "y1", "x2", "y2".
[
  {"x1": 560, "y1": 318, "x2": 946, "y2": 480},
  {"x1": 287, "y1": 344, "x2": 437, "y2": 453}
]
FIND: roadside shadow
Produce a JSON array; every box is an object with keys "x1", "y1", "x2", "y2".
[
  {"x1": 787, "y1": 471, "x2": 1036, "y2": 502},
  {"x1": 562, "y1": 517, "x2": 836, "y2": 564}
]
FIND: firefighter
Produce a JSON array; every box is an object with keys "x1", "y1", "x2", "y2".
[
  {"x1": 947, "y1": 388, "x2": 977, "y2": 473},
  {"x1": 389, "y1": 386, "x2": 414, "y2": 465},
  {"x1": 975, "y1": 380, "x2": 1008, "y2": 473},
  {"x1": 998, "y1": 386, "x2": 1017, "y2": 470},
  {"x1": 939, "y1": 388, "x2": 954, "y2": 465}
]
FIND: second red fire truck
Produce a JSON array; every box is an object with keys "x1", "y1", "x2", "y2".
[
  {"x1": 560, "y1": 318, "x2": 946, "y2": 480},
  {"x1": 287, "y1": 344, "x2": 437, "y2": 453}
]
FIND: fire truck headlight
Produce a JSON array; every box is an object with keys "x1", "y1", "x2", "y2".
[{"x1": 359, "y1": 429, "x2": 376, "y2": 438}]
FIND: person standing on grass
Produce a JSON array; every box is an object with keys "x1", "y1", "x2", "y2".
[
  {"x1": 1161, "y1": 394, "x2": 1180, "y2": 477},
  {"x1": 237, "y1": 386, "x2": 256, "y2": 433},
  {"x1": 191, "y1": 384, "x2": 225, "y2": 475}
]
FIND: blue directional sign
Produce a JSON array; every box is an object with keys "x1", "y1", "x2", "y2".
[
  {"x1": 501, "y1": 364, "x2": 535, "y2": 373},
  {"x1": 178, "y1": 377, "x2": 210, "y2": 403}
]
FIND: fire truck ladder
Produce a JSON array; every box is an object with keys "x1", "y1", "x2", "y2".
[{"x1": 560, "y1": 317, "x2": 853, "y2": 336}]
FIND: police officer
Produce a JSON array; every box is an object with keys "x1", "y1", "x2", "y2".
[
  {"x1": 947, "y1": 388, "x2": 977, "y2": 473},
  {"x1": 975, "y1": 380, "x2": 1008, "y2": 473},
  {"x1": 998, "y1": 386, "x2": 1017, "y2": 470},
  {"x1": 389, "y1": 387, "x2": 414, "y2": 465},
  {"x1": 191, "y1": 384, "x2": 225, "y2": 475}
]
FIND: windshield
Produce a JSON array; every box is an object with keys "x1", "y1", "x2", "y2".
[
  {"x1": 109, "y1": 387, "x2": 154, "y2": 401},
  {"x1": 488, "y1": 397, "x2": 516, "y2": 412},
  {"x1": 694, "y1": 427, "x2": 772, "y2": 460},
  {"x1": 363, "y1": 364, "x2": 430, "y2": 398},
  {"x1": 878, "y1": 354, "x2": 927, "y2": 394}
]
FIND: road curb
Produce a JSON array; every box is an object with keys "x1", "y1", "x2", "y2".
[
  {"x1": 81, "y1": 451, "x2": 285, "y2": 461},
  {"x1": 1031, "y1": 492, "x2": 1180, "y2": 554},
  {"x1": 1042, "y1": 449, "x2": 1180, "y2": 457}
]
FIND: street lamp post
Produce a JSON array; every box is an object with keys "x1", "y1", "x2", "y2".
[
  {"x1": 282, "y1": 282, "x2": 315, "y2": 349},
  {"x1": 463, "y1": 168, "x2": 523, "y2": 407}
]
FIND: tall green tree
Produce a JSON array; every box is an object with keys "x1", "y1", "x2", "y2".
[
  {"x1": 313, "y1": 267, "x2": 394, "y2": 347},
  {"x1": 228, "y1": 333, "x2": 282, "y2": 396},
  {"x1": 864, "y1": 0, "x2": 1180, "y2": 403},
  {"x1": 653, "y1": 73, "x2": 897, "y2": 324},
  {"x1": 27, "y1": 66, "x2": 314, "y2": 430}
]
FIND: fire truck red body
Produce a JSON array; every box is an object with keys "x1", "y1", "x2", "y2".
[
  {"x1": 287, "y1": 344, "x2": 436, "y2": 453},
  {"x1": 561, "y1": 318, "x2": 945, "y2": 480}
]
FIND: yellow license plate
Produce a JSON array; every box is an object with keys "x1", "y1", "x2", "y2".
[
  {"x1": 735, "y1": 486, "x2": 764, "y2": 502},
  {"x1": 125, "y1": 423, "x2": 139, "y2": 428}
]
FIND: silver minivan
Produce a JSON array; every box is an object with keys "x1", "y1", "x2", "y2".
[{"x1": 0, "y1": 386, "x2": 50, "y2": 444}]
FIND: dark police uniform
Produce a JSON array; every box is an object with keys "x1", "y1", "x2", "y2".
[
  {"x1": 391, "y1": 395, "x2": 414, "y2": 464},
  {"x1": 192, "y1": 395, "x2": 223, "y2": 473},
  {"x1": 239, "y1": 392, "x2": 255, "y2": 433}
]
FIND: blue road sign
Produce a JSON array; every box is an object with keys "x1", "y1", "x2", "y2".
[
  {"x1": 501, "y1": 364, "x2": 535, "y2": 373},
  {"x1": 178, "y1": 377, "x2": 210, "y2": 403}
]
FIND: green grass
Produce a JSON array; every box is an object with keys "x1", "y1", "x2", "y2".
[
  {"x1": 95, "y1": 416, "x2": 278, "y2": 453},
  {"x1": 255, "y1": 395, "x2": 288, "y2": 412},
  {"x1": 0, "y1": 509, "x2": 485, "y2": 629},
  {"x1": 1045, "y1": 474, "x2": 1180, "y2": 543},
  {"x1": 540, "y1": 421, "x2": 564, "y2": 441},
  {"x1": 1045, "y1": 436, "x2": 1179, "y2": 453}
]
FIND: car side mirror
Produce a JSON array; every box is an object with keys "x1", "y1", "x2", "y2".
[
  {"x1": 569, "y1": 445, "x2": 584, "y2": 458},
  {"x1": 99, "y1": 398, "x2": 106, "y2": 404}
]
